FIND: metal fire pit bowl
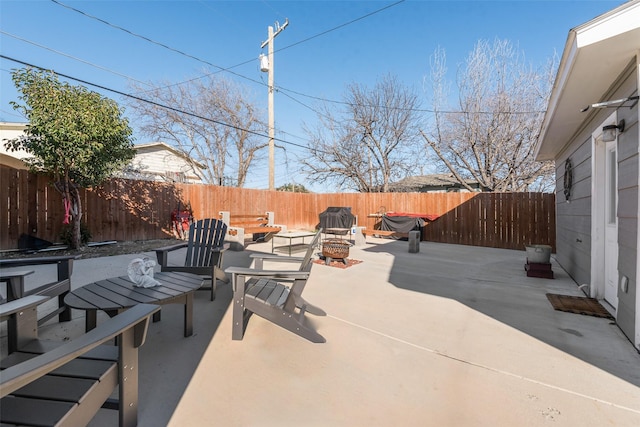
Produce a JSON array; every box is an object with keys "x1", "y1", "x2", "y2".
[{"x1": 322, "y1": 239, "x2": 350, "y2": 265}]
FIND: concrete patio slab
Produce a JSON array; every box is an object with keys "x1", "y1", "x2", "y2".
[{"x1": 2, "y1": 237, "x2": 639, "y2": 426}]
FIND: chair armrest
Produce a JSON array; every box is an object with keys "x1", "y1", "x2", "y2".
[
  {"x1": 0, "y1": 295, "x2": 50, "y2": 322},
  {"x1": 0, "y1": 270, "x2": 34, "y2": 300},
  {"x1": 0, "y1": 255, "x2": 78, "y2": 268},
  {"x1": 154, "y1": 242, "x2": 189, "y2": 253},
  {"x1": 212, "y1": 243, "x2": 230, "y2": 253},
  {"x1": 155, "y1": 242, "x2": 189, "y2": 266},
  {"x1": 0, "y1": 270, "x2": 35, "y2": 280},
  {"x1": 225, "y1": 266, "x2": 310, "y2": 280},
  {"x1": 0, "y1": 303, "x2": 160, "y2": 397},
  {"x1": 0, "y1": 255, "x2": 78, "y2": 282},
  {"x1": 249, "y1": 253, "x2": 304, "y2": 262}
]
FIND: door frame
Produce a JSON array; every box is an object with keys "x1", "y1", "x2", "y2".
[{"x1": 590, "y1": 111, "x2": 618, "y2": 312}]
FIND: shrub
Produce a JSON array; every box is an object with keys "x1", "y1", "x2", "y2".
[{"x1": 59, "y1": 223, "x2": 92, "y2": 246}]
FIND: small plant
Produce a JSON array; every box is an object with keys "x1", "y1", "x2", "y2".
[{"x1": 60, "y1": 223, "x2": 92, "y2": 246}]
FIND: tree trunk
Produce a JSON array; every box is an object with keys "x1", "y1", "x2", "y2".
[{"x1": 70, "y1": 186, "x2": 82, "y2": 249}]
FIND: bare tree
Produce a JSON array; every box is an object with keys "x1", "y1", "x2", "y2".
[
  {"x1": 421, "y1": 40, "x2": 556, "y2": 192},
  {"x1": 302, "y1": 75, "x2": 422, "y2": 192},
  {"x1": 128, "y1": 73, "x2": 267, "y2": 186}
]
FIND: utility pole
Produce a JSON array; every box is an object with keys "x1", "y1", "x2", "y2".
[{"x1": 261, "y1": 18, "x2": 288, "y2": 190}]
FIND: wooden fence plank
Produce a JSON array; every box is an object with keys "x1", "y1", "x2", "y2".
[{"x1": 0, "y1": 165, "x2": 555, "y2": 251}]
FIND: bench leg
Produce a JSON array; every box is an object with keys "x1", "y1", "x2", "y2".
[
  {"x1": 6, "y1": 276, "x2": 26, "y2": 300},
  {"x1": 7, "y1": 303, "x2": 39, "y2": 353},
  {"x1": 58, "y1": 293, "x2": 72, "y2": 322},
  {"x1": 119, "y1": 326, "x2": 140, "y2": 427},
  {"x1": 57, "y1": 259, "x2": 73, "y2": 322},
  {"x1": 232, "y1": 282, "x2": 247, "y2": 340},
  {"x1": 85, "y1": 309, "x2": 98, "y2": 331},
  {"x1": 184, "y1": 292, "x2": 193, "y2": 337}
]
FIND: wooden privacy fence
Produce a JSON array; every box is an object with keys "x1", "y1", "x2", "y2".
[{"x1": 1, "y1": 166, "x2": 555, "y2": 251}]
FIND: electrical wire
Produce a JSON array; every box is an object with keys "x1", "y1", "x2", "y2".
[
  {"x1": 46, "y1": 0, "x2": 545, "y2": 116},
  {"x1": 0, "y1": 30, "x2": 151, "y2": 88},
  {"x1": 49, "y1": 0, "x2": 268, "y2": 89},
  {"x1": 49, "y1": 0, "x2": 427, "y2": 113},
  {"x1": 1, "y1": 54, "x2": 321, "y2": 154}
]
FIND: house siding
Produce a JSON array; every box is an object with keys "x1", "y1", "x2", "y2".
[
  {"x1": 614, "y1": 68, "x2": 638, "y2": 341},
  {"x1": 131, "y1": 146, "x2": 203, "y2": 183},
  {"x1": 555, "y1": 136, "x2": 593, "y2": 286},
  {"x1": 554, "y1": 62, "x2": 638, "y2": 344}
]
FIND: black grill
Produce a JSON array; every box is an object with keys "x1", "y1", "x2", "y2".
[{"x1": 319, "y1": 207, "x2": 355, "y2": 230}]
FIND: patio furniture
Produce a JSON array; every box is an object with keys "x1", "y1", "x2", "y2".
[
  {"x1": 0, "y1": 255, "x2": 77, "y2": 325},
  {"x1": 226, "y1": 229, "x2": 326, "y2": 343},
  {"x1": 155, "y1": 218, "x2": 229, "y2": 301},
  {"x1": 219, "y1": 211, "x2": 284, "y2": 250},
  {"x1": 271, "y1": 230, "x2": 317, "y2": 255},
  {"x1": 1, "y1": 299, "x2": 159, "y2": 427},
  {"x1": 64, "y1": 271, "x2": 203, "y2": 337},
  {"x1": 1, "y1": 294, "x2": 49, "y2": 354}
]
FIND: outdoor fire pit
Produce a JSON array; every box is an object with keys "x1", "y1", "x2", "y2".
[{"x1": 322, "y1": 239, "x2": 350, "y2": 265}]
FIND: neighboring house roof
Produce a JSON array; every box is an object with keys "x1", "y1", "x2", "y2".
[
  {"x1": 535, "y1": 0, "x2": 640, "y2": 161},
  {"x1": 127, "y1": 141, "x2": 207, "y2": 184},
  {"x1": 134, "y1": 142, "x2": 206, "y2": 170},
  {"x1": 388, "y1": 174, "x2": 483, "y2": 192}
]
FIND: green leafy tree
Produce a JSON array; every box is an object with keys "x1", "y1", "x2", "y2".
[
  {"x1": 277, "y1": 183, "x2": 310, "y2": 193},
  {"x1": 5, "y1": 68, "x2": 136, "y2": 248}
]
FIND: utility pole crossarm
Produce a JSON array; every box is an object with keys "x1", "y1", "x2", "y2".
[{"x1": 261, "y1": 18, "x2": 289, "y2": 48}]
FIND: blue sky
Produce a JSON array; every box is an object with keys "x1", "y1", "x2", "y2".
[{"x1": 0, "y1": 0, "x2": 626, "y2": 190}]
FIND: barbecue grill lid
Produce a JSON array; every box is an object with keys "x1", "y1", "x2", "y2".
[{"x1": 319, "y1": 207, "x2": 355, "y2": 229}]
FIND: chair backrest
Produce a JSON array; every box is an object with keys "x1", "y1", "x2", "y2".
[
  {"x1": 298, "y1": 228, "x2": 323, "y2": 273},
  {"x1": 282, "y1": 229, "x2": 322, "y2": 312},
  {"x1": 184, "y1": 219, "x2": 227, "y2": 267}
]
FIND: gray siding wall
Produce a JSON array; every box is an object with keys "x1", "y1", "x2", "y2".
[
  {"x1": 556, "y1": 136, "x2": 592, "y2": 286},
  {"x1": 615, "y1": 69, "x2": 638, "y2": 341},
  {"x1": 555, "y1": 62, "x2": 638, "y2": 343}
]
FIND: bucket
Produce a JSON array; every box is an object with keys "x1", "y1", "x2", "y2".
[{"x1": 525, "y1": 245, "x2": 551, "y2": 264}]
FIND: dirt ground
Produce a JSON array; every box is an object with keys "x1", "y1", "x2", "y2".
[{"x1": 0, "y1": 238, "x2": 184, "y2": 260}]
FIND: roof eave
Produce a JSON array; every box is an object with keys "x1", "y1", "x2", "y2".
[{"x1": 535, "y1": 0, "x2": 640, "y2": 161}]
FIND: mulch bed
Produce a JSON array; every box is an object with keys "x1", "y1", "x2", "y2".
[
  {"x1": 546, "y1": 293, "x2": 614, "y2": 319},
  {"x1": 313, "y1": 259, "x2": 363, "y2": 269}
]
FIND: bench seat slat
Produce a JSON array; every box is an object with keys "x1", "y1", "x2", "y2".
[
  {"x1": 1, "y1": 395, "x2": 77, "y2": 426},
  {"x1": 9, "y1": 373, "x2": 106, "y2": 402},
  {"x1": 19, "y1": 340, "x2": 119, "y2": 362},
  {"x1": 2, "y1": 352, "x2": 116, "y2": 381}
]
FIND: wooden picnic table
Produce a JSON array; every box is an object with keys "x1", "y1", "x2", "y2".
[{"x1": 64, "y1": 271, "x2": 203, "y2": 337}]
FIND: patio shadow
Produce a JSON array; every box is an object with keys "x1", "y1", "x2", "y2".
[{"x1": 363, "y1": 239, "x2": 640, "y2": 387}]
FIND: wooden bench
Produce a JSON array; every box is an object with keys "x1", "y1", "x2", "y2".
[
  {"x1": 219, "y1": 211, "x2": 286, "y2": 250},
  {"x1": 0, "y1": 255, "x2": 77, "y2": 326},
  {"x1": 363, "y1": 229, "x2": 409, "y2": 239},
  {"x1": 0, "y1": 296, "x2": 160, "y2": 427}
]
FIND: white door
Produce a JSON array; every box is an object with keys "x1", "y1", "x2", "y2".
[{"x1": 604, "y1": 140, "x2": 618, "y2": 309}]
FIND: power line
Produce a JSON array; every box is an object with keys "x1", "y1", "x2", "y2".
[
  {"x1": 49, "y1": 0, "x2": 267, "y2": 89},
  {"x1": 49, "y1": 0, "x2": 414, "y2": 111},
  {"x1": 46, "y1": 0, "x2": 544, "y2": 116},
  {"x1": 275, "y1": 1, "x2": 405, "y2": 55},
  {"x1": 1, "y1": 54, "x2": 318, "y2": 153},
  {"x1": 0, "y1": 30, "x2": 151, "y2": 88}
]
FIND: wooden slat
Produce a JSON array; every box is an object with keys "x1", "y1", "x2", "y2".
[
  {"x1": 1, "y1": 395, "x2": 77, "y2": 426},
  {"x1": 0, "y1": 165, "x2": 555, "y2": 252}
]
